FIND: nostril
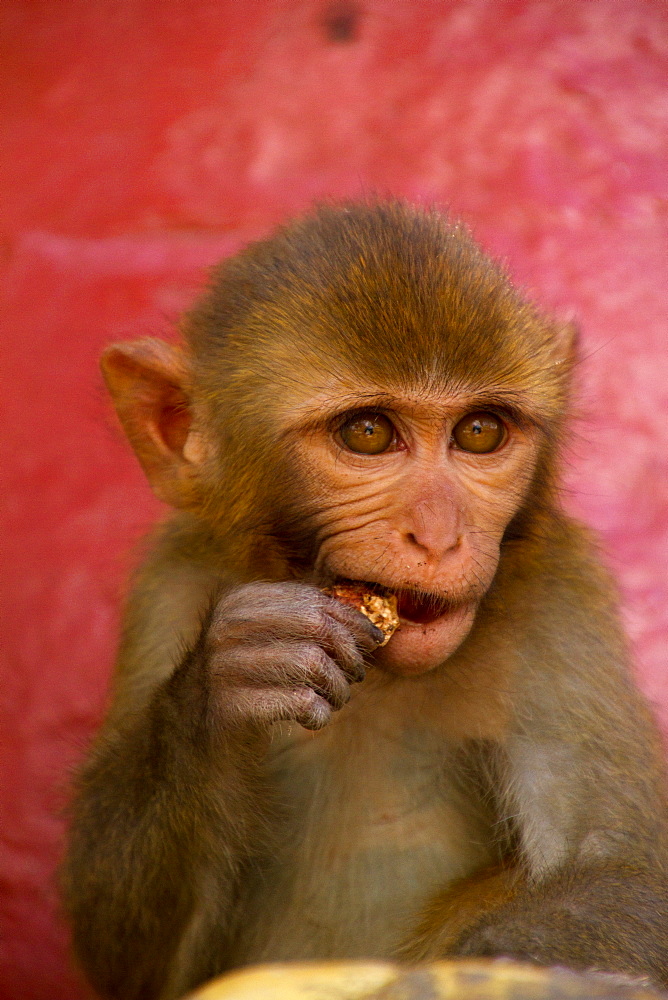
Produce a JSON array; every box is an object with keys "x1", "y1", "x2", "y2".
[
  {"x1": 406, "y1": 532, "x2": 423, "y2": 549},
  {"x1": 405, "y1": 531, "x2": 462, "y2": 556}
]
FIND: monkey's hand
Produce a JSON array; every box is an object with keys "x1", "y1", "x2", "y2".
[{"x1": 190, "y1": 581, "x2": 383, "y2": 733}]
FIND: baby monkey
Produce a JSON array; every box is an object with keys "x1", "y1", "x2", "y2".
[{"x1": 65, "y1": 202, "x2": 668, "y2": 1000}]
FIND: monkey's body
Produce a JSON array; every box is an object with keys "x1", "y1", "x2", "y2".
[
  {"x1": 237, "y1": 711, "x2": 491, "y2": 963},
  {"x1": 65, "y1": 203, "x2": 668, "y2": 1000}
]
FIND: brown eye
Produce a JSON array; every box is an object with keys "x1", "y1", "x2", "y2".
[
  {"x1": 452, "y1": 412, "x2": 506, "y2": 454},
  {"x1": 339, "y1": 412, "x2": 395, "y2": 455}
]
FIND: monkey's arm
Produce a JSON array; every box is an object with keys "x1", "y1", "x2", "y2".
[
  {"x1": 451, "y1": 526, "x2": 668, "y2": 983},
  {"x1": 64, "y1": 528, "x2": 378, "y2": 1000},
  {"x1": 64, "y1": 638, "x2": 267, "y2": 1000},
  {"x1": 450, "y1": 738, "x2": 668, "y2": 984}
]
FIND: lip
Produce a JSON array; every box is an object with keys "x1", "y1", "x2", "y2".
[{"x1": 374, "y1": 598, "x2": 478, "y2": 676}]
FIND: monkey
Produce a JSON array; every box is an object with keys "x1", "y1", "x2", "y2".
[{"x1": 63, "y1": 201, "x2": 668, "y2": 1000}]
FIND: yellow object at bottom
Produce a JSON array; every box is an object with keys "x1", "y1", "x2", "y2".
[{"x1": 188, "y1": 958, "x2": 666, "y2": 1000}]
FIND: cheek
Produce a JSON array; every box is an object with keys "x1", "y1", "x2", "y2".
[
  {"x1": 311, "y1": 484, "x2": 398, "y2": 554},
  {"x1": 462, "y1": 457, "x2": 537, "y2": 523}
]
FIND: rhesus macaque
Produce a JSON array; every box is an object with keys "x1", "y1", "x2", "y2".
[{"x1": 64, "y1": 202, "x2": 668, "y2": 1000}]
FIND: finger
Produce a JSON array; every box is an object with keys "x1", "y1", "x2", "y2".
[
  {"x1": 319, "y1": 596, "x2": 385, "y2": 652},
  {"x1": 312, "y1": 616, "x2": 367, "y2": 682},
  {"x1": 222, "y1": 642, "x2": 351, "y2": 710},
  {"x1": 224, "y1": 686, "x2": 333, "y2": 732},
  {"x1": 212, "y1": 584, "x2": 325, "y2": 643},
  {"x1": 211, "y1": 582, "x2": 382, "y2": 654}
]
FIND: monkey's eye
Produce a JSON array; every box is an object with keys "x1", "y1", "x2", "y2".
[
  {"x1": 452, "y1": 412, "x2": 507, "y2": 454},
  {"x1": 339, "y1": 412, "x2": 395, "y2": 455}
]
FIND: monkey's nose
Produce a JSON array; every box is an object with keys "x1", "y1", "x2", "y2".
[
  {"x1": 401, "y1": 530, "x2": 463, "y2": 573},
  {"x1": 401, "y1": 497, "x2": 463, "y2": 559}
]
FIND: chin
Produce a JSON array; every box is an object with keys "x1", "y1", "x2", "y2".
[{"x1": 372, "y1": 603, "x2": 478, "y2": 677}]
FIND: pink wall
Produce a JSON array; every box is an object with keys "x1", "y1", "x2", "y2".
[{"x1": 3, "y1": 2, "x2": 667, "y2": 997}]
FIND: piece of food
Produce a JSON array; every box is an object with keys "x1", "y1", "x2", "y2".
[{"x1": 324, "y1": 583, "x2": 399, "y2": 646}]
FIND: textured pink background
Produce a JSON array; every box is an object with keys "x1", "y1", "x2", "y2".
[{"x1": 2, "y1": 2, "x2": 667, "y2": 997}]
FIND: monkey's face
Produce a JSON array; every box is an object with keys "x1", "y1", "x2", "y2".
[
  {"x1": 284, "y1": 385, "x2": 542, "y2": 677},
  {"x1": 100, "y1": 205, "x2": 572, "y2": 680}
]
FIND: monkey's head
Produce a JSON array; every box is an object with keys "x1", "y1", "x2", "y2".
[{"x1": 103, "y1": 202, "x2": 575, "y2": 677}]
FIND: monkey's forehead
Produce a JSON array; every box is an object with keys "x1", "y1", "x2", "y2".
[
  {"x1": 187, "y1": 201, "x2": 571, "y2": 421},
  {"x1": 192, "y1": 288, "x2": 568, "y2": 427}
]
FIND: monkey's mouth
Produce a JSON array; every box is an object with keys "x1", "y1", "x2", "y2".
[
  {"x1": 335, "y1": 579, "x2": 457, "y2": 626},
  {"x1": 394, "y1": 588, "x2": 456, "y2": 625}
]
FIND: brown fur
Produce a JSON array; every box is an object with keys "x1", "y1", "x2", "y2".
[
  {"x1": 64, "y1": 202, "x2": 668, "y2": 1000},
  {"x1": 399, "y1": 863, "x2": 522, "y2": 961}
]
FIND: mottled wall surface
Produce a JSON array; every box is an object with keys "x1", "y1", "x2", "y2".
[{"x1": 2, "y1": 2, "x2": 667, "y2": 997}]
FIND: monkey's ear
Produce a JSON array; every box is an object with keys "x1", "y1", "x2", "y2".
[
  {"x1": 552, "y1": 320, "x2": 579, "y2": 366},
  {"x1": 101, "y1": 339, "x2": 206, "y2": 508}
]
